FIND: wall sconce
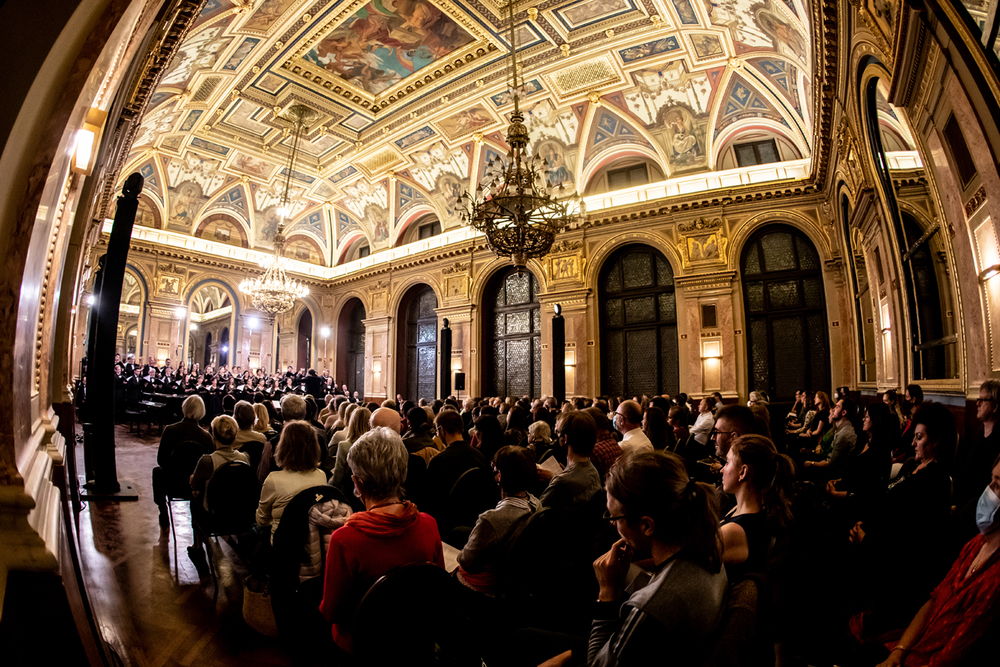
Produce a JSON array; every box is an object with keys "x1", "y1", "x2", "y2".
[
  {"x1": 373, "y1": 360, "x2": 382, "y2": 378},
  {"x1": 189, "y1": 323, "x2": 198, "y2": 331},
  {"x1": 71, "y1": 108, "x2": 108, "y2": 176},
  {"x1": 700, "y1": 340, "x2": 722, "y2": 392},
  {"x1": 320, "y1": 326, "x2": 331, "y2": 339},
  {"x1": 86, "y1": 294, "x2": 96, "y2": 306},
  {"x1": 248, "y1": 317, "x2": 260, "y2": 331},
  {"x1": 564, "y1": 349, "x2": 576, "y2": 395},
  {"x1": 452, "y1": 359, "x2": 463, "y2": 371},
  {"x1": 174, "y1": 306, "x2": 187, "y2": 319}
]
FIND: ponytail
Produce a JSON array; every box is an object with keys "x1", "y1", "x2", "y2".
[
  {"x1": 607, "y1": 451, "x2": 722, "y2": 573},
  {"x1": 731, "y1": 434, "x2": 795, "y2": 529}
]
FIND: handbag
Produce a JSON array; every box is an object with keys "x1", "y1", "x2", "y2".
[{"x1": 242, "y1": 576, "x2": 279, "y2": 638}]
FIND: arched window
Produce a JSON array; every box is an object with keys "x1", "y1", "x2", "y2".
[
  {"x1": 396, "y1": 285, "x2": 437, "y2": 402},
  {"x1": 741, "y1": 226, "x2": 830, "y2": 401},
  {"x1": 863, "y1": 72, "x2": 958, "y2": 380},
  {"x1": 337, "y1": 299, "x2": 366, "y2": 395},
  {"x1": 297, "y1": 309, "x2": 312, "y2": 370},
  {"x1": 204, "y1": 331, "x2": 213, "y2": 368},
  {"x1": 599, "y1": 245, "x2": 678, "y2": 397},
  {"x1": 483, "y1": 268, "x2": 541, "y2": 398}
]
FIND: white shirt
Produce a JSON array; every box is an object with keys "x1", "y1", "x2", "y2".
[
  {"x1": 691, "y1": 411, "x2": 715, "y2": 446},
  {"x1": 620, "y1": 428, "x2": 653, "y2": 454}
]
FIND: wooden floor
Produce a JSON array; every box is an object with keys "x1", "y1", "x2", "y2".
[{"x1": 74, "y1": 423, "x2": 291, "y2": 667}]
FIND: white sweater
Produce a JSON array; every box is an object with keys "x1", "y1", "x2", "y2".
[{"x1": 256, "y1": 468, "x2": 328, "y2": 541}]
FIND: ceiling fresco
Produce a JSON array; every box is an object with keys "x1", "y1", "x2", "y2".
[{"x1": 121, "y1": 0, "x2": 815, "y2": 267}]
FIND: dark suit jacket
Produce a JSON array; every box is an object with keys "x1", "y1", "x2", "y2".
[
  {"x1": 425, "y1": 441, "x2": 487, "y2": 517},
  {"x1": 303, "y1": 374, "x2": 325, "y2": 400},
  {"x1": 156, "y1": 417, "x2": 214, "y2": 471}
]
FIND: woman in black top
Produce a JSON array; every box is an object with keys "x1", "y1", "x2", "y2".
[
  {"x1": 720, "y1": 434, "x2": 795, "y2": 581},
  {"x1": 826, "y1": 402, "x2": 894, "y2": 526}
]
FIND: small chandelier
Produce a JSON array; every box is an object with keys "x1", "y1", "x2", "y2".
[
  {"x1": 239, "y1": 104, "x2": 314, "y2": 320},
  {"x1": 459, "y1": 1, "x2": 584, "y2": 271}
]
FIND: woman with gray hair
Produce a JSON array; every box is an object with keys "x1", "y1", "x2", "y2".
[{"x1": 319, "y1": 426, "x2": 444, "y2": 655}]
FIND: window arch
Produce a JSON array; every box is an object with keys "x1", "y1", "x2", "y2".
[
  {"x1": 483, "y1": 268, "x2": 542, "y2": 399},
  {"x1": 862, "y1": 70, "x2": 958, "y2": 380},
  {"x1": 396, "y1": 285, "x2": 438, "y2": 402},
  {"x1": 599, "y1": 245, "x2": 678, "y2": 397},
  {"x1": 741, "y1": 225, "x2": 830, "y2": 402}
]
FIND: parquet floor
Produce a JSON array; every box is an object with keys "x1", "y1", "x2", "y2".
[{"x1": 74, "y1": 423, "x2": 291, "y2": 667}]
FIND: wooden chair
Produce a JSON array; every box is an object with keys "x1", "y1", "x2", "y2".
[{"x1": 195, "y1": 461, "x2": 260, "y2": 597}]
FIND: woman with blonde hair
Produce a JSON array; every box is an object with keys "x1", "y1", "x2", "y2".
[
  {"x1": 330, "y1": 405, "x2": 372, "y2": 491},
  {"x1": 252, "y1": 402, "x2": 273, "y2": 433}
]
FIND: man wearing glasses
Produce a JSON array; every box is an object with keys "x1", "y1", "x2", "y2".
[
  {"x1": 614, "y1": 400, "x2": 652, "y2": 455},
  {"x1": 707, "y1": 404, "x2": 756, "y2": 474}
]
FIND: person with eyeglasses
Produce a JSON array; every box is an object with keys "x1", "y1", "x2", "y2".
[
  {"x1": 538, "y1": 451, "x2": 727, "y2": 667},
  {"x1": 614, "y1": 400, "x2": 653, "y2": 455},
  {"x1": 425, "y1": 409, "x2": 488, "y2": 521},
  {"x1": 539, "y1": 411, "x2": 602, "y2": 513}
]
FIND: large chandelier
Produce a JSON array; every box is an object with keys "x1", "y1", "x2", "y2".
[
  {"x1": 239, "y1": 105, "x2": 313, "y2": 320},
  {"x1": 459, "y1": 1, "x2": 584, "y2": 272}
]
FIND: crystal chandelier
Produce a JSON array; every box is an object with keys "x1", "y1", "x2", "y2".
[
  {"x1": 239, "y1": 105, "x2": 313, "y2": 320},
  {"x1": 459, "y1": 1, "x2": 584, "y2": 271}
]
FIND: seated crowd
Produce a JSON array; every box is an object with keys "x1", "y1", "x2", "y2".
[{"x1": 146, "y1": 379, "x2": 1000, "y2": 666}]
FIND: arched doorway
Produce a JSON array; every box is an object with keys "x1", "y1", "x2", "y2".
[
  {"x1": 482, "y1": 268, "x2": 541, "y2": 399},
  {"x1": 598, "y1": 244, "x2": 678, "y2": 397},
  {"x1": 117, "y1": 269, "x2": 144, "y2": 359},
  {"x1": 741, "y1": 225, "x2": 830, "y2": 402},
  {"x1": 337, "y1": 298, "x2": 366, "y2": 395},
  {"x1": 187, "y1": 282, "x2": 237, "y2": 371},
  {"x1": 296, "y1": 309, "x2": 312, "y2": 370},
  {"x1": 395, "y1": 285, "x2": 438, "y2": 403}
]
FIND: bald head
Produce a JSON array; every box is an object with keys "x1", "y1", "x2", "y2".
[{"x1": 370, "y1": 407, "x2": 401, "y2": 434}]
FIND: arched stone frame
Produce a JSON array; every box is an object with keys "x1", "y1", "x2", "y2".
[
  {"x1": 469, "y1": 256, "x2": 548, "y2": 397},
  {"x1": 336, "y1": 230, "x2": 373, "y2": 265},
  {"x1": 329, "y1": 291, "x2": 370, "y2": 386},
  {"x1": 333, "y1": 294, "x2": 368, "y2": 394},
  {"x1": 136, "y1": 193, "x2": 164, "y2": 229},
  {"x1": 284, "y1": 232, "x2": 327, "y2": 267},
  {"x1": 730, "y1": 211, "x2": 845, "y2": 399},
  {"x1": 193, "y1": 211, "x2": 251, "y2": 248},
  {"x1": 712, "y1": 122, "x2": 806, "y2": 170},
  {"x1": 391, "y1": 280, "x2": 442, "y2": 402},
  {"x1": 182, "y1": 276, "x2": 242, "y2": 372},
  {"x1": 287, "y1": 295, "x2": 324, "y2": 373},
  {"x1": 580, "y1": 145, "x2": 668, "y2": 195},
  {"x1": 706, "y1": 65, "x2": 811, "y2": 170},
  {"x1": 585, "y1": 231, "x2": 687, "y2": 398},
  {"x1": 575, "y1": 104, "x2": 671, "y2": 185},
  {"x1": 392, "y1": 207, "x2": 439, "y2": 247},
  {"x1": 856, "y1": 52, "x2": 965, "y2": 387},
  {"x1": 122, "y1": 263, "x2": 151, "y2": 360}
]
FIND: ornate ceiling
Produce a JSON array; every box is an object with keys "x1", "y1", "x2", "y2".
[{"x1": 121, "y1": 0, "x2": 815, "y2": 268}]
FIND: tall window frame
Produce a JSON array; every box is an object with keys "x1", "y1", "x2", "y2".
[{"x1": 482, "y1": 268, "x2": 542, "y2": 399}]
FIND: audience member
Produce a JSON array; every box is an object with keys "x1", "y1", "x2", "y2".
[
  {"x1": 804, "y1": 397, "x2": 858, "y2": 478},
  {"x1": 370, "y1": 406, "x2": 401, "y2": 434},
  {"x1": 541, "y1": 451, "x2": 727, "y2": 665},
  {"x1": 330, "y1": 406, "x2": 372, "y2": 491},
  {"x1": 614, "y1": 399, "x2": 652, "y2": 454},
  {"x1": 539, "y1": 411, "x2": 601, "y2": 512},
  {"x1": 641, "y1": 406, "x2": 669, "y2": 451},
  {"x1": 892, "y1": 384, "x2": 924, "y2": 463},
  {"x1": 232, "y1": 400, "x2": 266, "y2": 470},
  {"x1": 152, "y1": 395, "x2": 213, "y2": 528},
  {"x1": 319, "y1": 427, "x2": 444, "y2": 655},
  {"x1": 186, "y1": 415, "x2": 248, "y2": 576},
  {"x1": 954, "y1": 380, "x2": 1000, "y2": 537},
  {"x1": 426, "y1": 409, "x2": 488, "y2": 518},
  {"x1": 474, "y1": 414, "x2": 507, "y2": 464},
  {"x1": 719, "y1": 434, "x2": 795, "y2": 582},
  {"x1": 457, "y1": 445, "x2": 539, "y2": 596},
  {"x1": 585, "y1": 407, "x2": 622, "y2": 485},
  {"x1": 256, "y1": 421, "x2": 327, "y2": 542},
  {"x1": 691, "y1": 396, "x2": 716, "y2": 446},
  {"x1": 826, "y1": 402, "x2": 894, "y2": 523},
  {"x1": 401, "y1": 405, "x2": 439, "y2": 464}
]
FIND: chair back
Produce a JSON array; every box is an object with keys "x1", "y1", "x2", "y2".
[
  {"x1": 204, "y1": 461, "x2": 260, "y2": 535},
  {"x1": 353, "y1": 562, "x2": 478, "y2": 666},
  {"x1": 446, "y1": 466, "x2": 498, "y2": 529},
  {"x1": 405, "y1": 454, "x2": 427, "y2": 508},
  {"x1": 166, "y1": 440, "x2": 206, "y2": 499},
  {"x1": 271, "y1": 485, "x2": 348, "y2": 590}
]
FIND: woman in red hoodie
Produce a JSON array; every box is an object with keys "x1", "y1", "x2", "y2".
[{"x1": 319, "y1": 426, "x2": 444, "y2": 654}]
